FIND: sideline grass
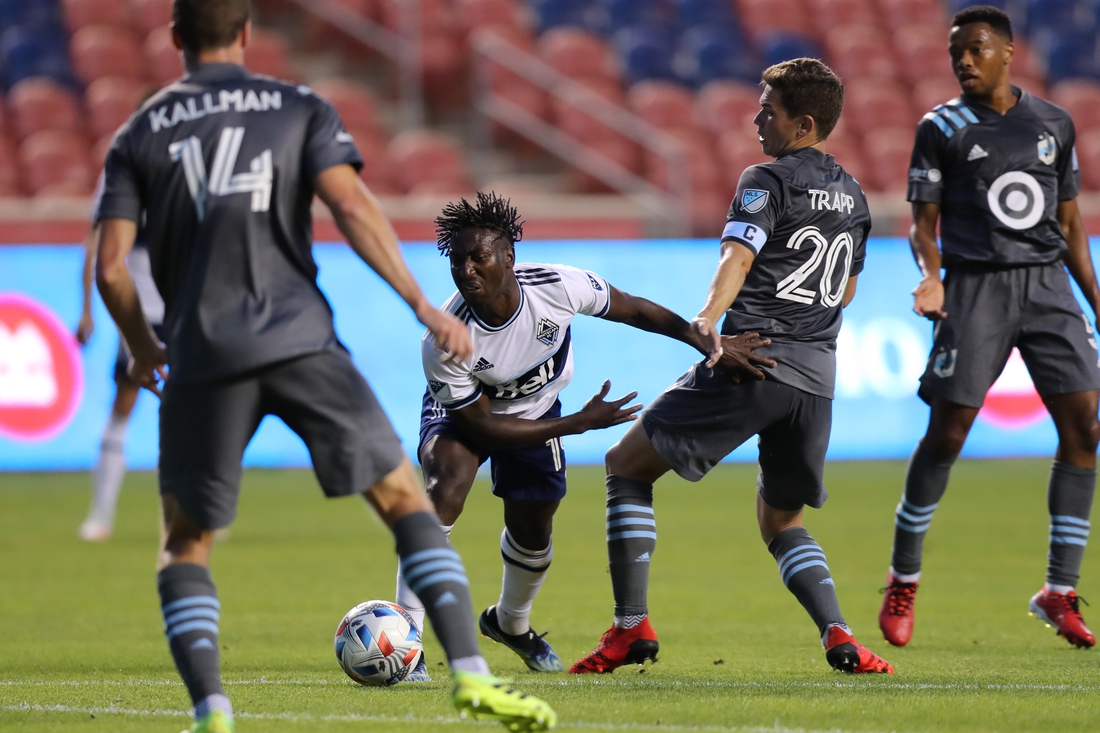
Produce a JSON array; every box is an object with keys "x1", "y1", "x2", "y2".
[{"x1": 2, "y1": 460, "x2": 1099, "y2": 732}]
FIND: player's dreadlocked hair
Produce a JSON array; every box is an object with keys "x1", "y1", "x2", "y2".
[{"x1": 435, "y1": 191, "x2": 525, "y2": 256}]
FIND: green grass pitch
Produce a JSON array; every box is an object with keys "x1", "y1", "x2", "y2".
[{"x1": 2, "y1": 460, "x2": 1099, "y2": 732}]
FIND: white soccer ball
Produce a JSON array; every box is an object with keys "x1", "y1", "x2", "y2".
[{"x1": 334, "y1": 600, "x2": 424, "y2": 686}]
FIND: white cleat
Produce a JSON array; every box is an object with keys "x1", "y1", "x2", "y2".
[{"x1": 78, "y1": 521, "x2": 112, "y2": 542}]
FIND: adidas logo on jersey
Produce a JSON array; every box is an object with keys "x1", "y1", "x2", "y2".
[
  {"x1": 635, "y1": 552, "x2": 650, "y2": 563},
  {"x1": 967, "y1": 144, "x2": 988, "y2": 161},
  {"x1": 472, "y1": 357, "x2": 493, "y2": 373}
]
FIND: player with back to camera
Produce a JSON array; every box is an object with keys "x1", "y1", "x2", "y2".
[
  {"x1": 571, "y1": 58, "x2": 896, "y2": 675},
  {"x1": 879, "y1": 5, "x2": 1100, "y2": 650},
  {"x1": 94, "y1": 1, "x2": 556, "y2": 731},
  {"x1": 397, "y1": 191, "x2": 773, "y2": 672}
]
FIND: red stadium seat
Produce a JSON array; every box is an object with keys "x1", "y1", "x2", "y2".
[
  {"x1": 145, "y1": 27, "x2": 185, "y2": 87},
  {"x1": 20, "y1": 130, "x2": 95, "y2": 196},
  {"x1": 863, "y1": 126, "x2": 912, "y2": 192},
  {"x1": 628, "y1": 81, "x2": 694, "y2": 132},
  {"x1": 380, "y1": 0, "x2": 455, "y2": 33},
  {"x1": 537, "y1": 28, "x2": 618, "y2": 83},
  {"x1": 823, "y1": 25, "x2": 899, "y2": 83},
  {"x1": 564, "y1": 131, "x2": 640, "y2": 193},
  {"x1": 1051, "y1": 80, "x2": 1100, "y2": 131},
  {"x1": 0, "y1": 135, "x2": 22, "y2": 195},
  {"x1": 420, "y1": 29, "x2": 468, "y2": 106},
  {"x1": 894, "y1": 25, "x2": 952, "y2": 85},
  {"x1": 716, "y1": 129, "x2": 769, "y2": 195},
  {"x1": 130, "y1": 0, "x2": 174, "y2": 36},
  {"x1": 386, "y1": 130, "x2": 470, "y2": 193},
  {"x1": 878, "y1": 0, "x2": 944, "y2": 30},
  {"x1": 735, "y1": 0, "x2": 811, "y2": 40},
  {"x1": 473, "y1": 26, "x2": 537, "y2": 91},
  {"x1": 693, "y1": 80, "x2": 761, "y2": 139},
  {"x1": 913, "y1": 76, "x2": 962, "y2": 114},
  {"x1": 553, "y1": 78, "x2": 624, "y2": 140},
  {"x1": 62, "y1": 0, "x2": 129, "y2": 33},
  {"x1": 8, "y1": 78, "x2": 84, "y2": 140},
  {"x1": 1076, "y1": 128, "x2": 1100, "y2": 191},
  {"x1": 300, "y1": 0, "x2": 379, "y2": 54},
  {"x1": 824, "y1": 136, "x2": 868, "y2": 188},
  {"x1": 458, "y1": 0, "x2": 528, "y2": 35},
  {"x1": 844, "y1": 81, "x2": 917, "y2": 135},
  {"x1": 86, "y1": 77, "x2": 148, "y2": 141},
  {"x1": 246, "y1": 28, "x2": 294, "y2": 80},
  {"x1": 309, "y1": 79, "x2": 379, "y2": 133},
  {"x1": 71, "y1": 25, "x2": 145, "y2": 85},
  {"x1": 92, "y1": 133, "x2": 115, "y2": 171},
  {"x1": 1014, "y1": 76, "x2": 1049, "y2": 100},
  {"x1": 409, "y1": 178, "x2": 477, "y2": 195},
  {"x1": 644, "y1": 128, "x2": 720, "y2": 194},
  {"x1": 805, "y1": 0, "x2": 879, "y2": 32},
  {"x1": 690, "y1": 184, "x2": 733, "y2": 238}
]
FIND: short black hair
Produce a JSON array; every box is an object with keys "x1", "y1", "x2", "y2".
[
  {"x1": 952, "y1": 5, "x2": 1013, "y2": 42},
  {"x1": 761, "y1": 58, "x2": 844, "y2": 141},
  {"x1": 173, "y1": 0, "x2": 251, "y2": 53},
  {"x1": 435, "y1": 191, "x2": 524, "y2": 256}
]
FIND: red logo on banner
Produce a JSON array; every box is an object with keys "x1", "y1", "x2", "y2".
[
  {"x1": 979, "y1": 348, "x2": 1046, "y2": 429},
  {"x1": 0, "y1": 293, "x2": 83, "y2": 441}
]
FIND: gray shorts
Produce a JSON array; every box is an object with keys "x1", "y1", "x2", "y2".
[
  {"x1": 642, "y1": 363, "x2": 832, "y2": 511},
  {"x1": 159, "y1": 348, "x2": 404, "y2": 529},
  {"x1": 920, "y1": 263, "x2": 1100, "y2": 408}
]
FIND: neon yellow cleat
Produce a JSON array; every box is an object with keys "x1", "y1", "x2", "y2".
[
  {"x1": 451, "y1": 670, "x2": 557, "y2": 731},
  {"x1": 181, "y1": 710, "x2": 234, "y2": 733}
]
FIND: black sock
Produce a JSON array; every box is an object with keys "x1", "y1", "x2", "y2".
[
  {"x1": 393, "y1": 511, "x2": 484, "y2": 667},
  {"x1": 606, "y1": 475, "x2": 655, "y2": 627},
  {"x1": 1046, "y1": 461, "x2": 1095, "y2": 587},
  {"x1": 768, "y1": 527, "x2": 845, "y2": 636},
  {"x1": 157, "y1": 563, "x2": 230, "y2": 718},
  {"x1": 891, "y1": 441, "x2": 954, "y2": 576}
]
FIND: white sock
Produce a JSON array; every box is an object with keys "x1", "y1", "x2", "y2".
[
  {"x1": 497, "y1": 529, "x2": 552, "y2": 636},
  {"x1": 193, "y1": 693, "x2": 232, "y2": 720},
  {"x1": 1045, "y1": 582, "x2": 1075, "y2": 594},
  {"x1": 86, "y1": 412, "x2": 129, "y2": 527},
  {"x1": 450, "y1": 654, "x2": 491, "y2": 675},
  {"x1": 889, "y1": 567, "x2": 921, "y2": 584},
  {"x1": 395, "y1": 523, "x2": 452, "y2": 633}
]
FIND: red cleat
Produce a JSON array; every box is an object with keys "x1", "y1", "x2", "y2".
[
  {"x1": 879, "y1": 573, "x2": 919, "y2": 647},
  {"x1": 1029, "y1": 589, "x2": 1096, "y2": 649},
  {"x1": 824, "y1": 625, "x2": 894, "y2": 674},
  {"x1": 569, "y1": 618, "x2": 659, "y2": 674}
]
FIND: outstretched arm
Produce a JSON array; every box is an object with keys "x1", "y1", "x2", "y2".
[
  {"x1": 447, "y1": 381, "x2": 640, "y2": 449},
  {"x1": 314, "y1": 164, "x2": 472, "y2": 363},
  {"x1": 602, "y1": 284, "x2": 708, "y2": 354},
  {"x1": 909, "y1": 201, "x2": 946, "y2": 321},
  {"x1": 1059, "y1": 198, "x2": 1100, "y2": 321},
  {"x1": 692, "y1": 240, "x2": 756, "y2": 365}
]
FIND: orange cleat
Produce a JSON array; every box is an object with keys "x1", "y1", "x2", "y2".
[
  {"x1": 1029, "y1": 589, "x2": 1096, "y2": 649},
  {"x1": 824, "y1": 625, "x2": 894, "y2": 674},
  {"x1": 879, "y1": 573, "x2": 919, "y2": 647},
  {"x1": 568, "y1": 618, "x2": 659, "y2": 674}
]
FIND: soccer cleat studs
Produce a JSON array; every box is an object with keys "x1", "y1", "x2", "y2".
[{"x1": 1029, "y1": 589, "x2": 1096, "y2": 649}]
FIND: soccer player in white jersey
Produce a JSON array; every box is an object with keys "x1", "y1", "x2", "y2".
[{"x1": 396, "y1": 192, "x2": 773, "y2": 671}]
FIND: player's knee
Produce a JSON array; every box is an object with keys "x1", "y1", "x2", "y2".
[
  {"x1": 424, "y1": 474, "x2": 466, "y2": 521},
  {"x1": 604, "y1": 440, "x2": 632, "y2": 476},
  {"x1": 922, "y1": 431, "x2": 966, "y2": 463},
  {"x1": 1068, "y1": 413, "x2": 1100, "y2": 455}
]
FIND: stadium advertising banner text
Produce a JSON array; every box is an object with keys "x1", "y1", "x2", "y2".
[{"x1": 0, "y1": 239, "x2": 1085, "y2": 470}]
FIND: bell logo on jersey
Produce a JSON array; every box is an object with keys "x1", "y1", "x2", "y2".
[
  {"x1": 494, "y1": 356, "x2": 559, "y2": 400},
  {"x1": 535, "y1": 318, "x2": 560, "y2": 346},
  {"x1": 740, "y1": 189, "x2": 769, "y2": 213},
  {"x1": 808, "y1": 189, "x2": 855, "y2": 214},
  {"x1": 1038, "y1": 132, "x2": 1057, "y2": 166}
]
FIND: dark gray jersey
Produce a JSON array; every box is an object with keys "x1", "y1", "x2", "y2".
[
  {"x1": 720, "y1": 147, "x2": 869, "y2": 399},
  {"x1": 98, "y1": 63, "x2": 362, "y2": 384},
  {"x1": 907, "y1": 88, "x2": 1080, "y2": 268}
]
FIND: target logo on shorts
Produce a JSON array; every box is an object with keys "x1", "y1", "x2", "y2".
[
  {"x1": 0, "y1": 293, "x2": 83, "y2": 441},
  {"x1": 987, "y1": 171, "x2": 1045, "y2": 230},
  {"x1": 979, "y1": 348, "x2": 1045, "y2": 428}
]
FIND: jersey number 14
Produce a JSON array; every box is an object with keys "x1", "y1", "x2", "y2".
[
  {"x1": 775, "y1": 226, "x2": 854, "y2": 308},
  {"x1": 169, "y1": 127, "x2": 273, "y2": 221}
]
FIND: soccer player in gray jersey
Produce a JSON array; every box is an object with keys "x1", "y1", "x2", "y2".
[
  {"x1": 879, "y1": 5, "x2": 1100, "y2": 651},
  {"x1": 571, "y1": 58, "x2": 894, "y2": 675},
  {"x1": 93, "y1": 2, "x2": 555, "y2": 732}
]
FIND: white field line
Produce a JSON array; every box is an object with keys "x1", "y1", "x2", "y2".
[{"x1": 1, "y1": 702, "x2": 894, "y2": 733}]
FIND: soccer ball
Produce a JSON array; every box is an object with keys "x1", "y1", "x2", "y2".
[{"x1": 334, "y1": 600, "x2": 424, "y2": 686}]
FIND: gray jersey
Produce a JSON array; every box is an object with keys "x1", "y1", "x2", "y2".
[
  {"x1": 98, "y1": 63, "x2": 362, "y2": 384},
  {"x1": 908, "y1": 88, "x2": 1079, "y2": 268},
  {"x1": 720, "y1": 147, "x2": 869, "y2": 399}
]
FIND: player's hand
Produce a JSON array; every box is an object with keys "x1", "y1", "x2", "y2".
[
  {"x1": 75, "y1": 310, "x2": 95, "y2": 346},
  {"x1": 912, "y1": 277, "x2": 947, "y2": 321},
  {"x1": 690, "y1": 316, "x2": 723, "y2": 367},
  {"x1": 127, "y1": 342, "x2": 168, "y2": 397},
  {"x1": 576, "y1": 380, "x2": 642, "y2": 432},
  {"x1": 715, "y1": 332, "x2": 776, "y2": 383},
  {"x1": 421, "y1": 307, "x2": 473, "y2": 365}
]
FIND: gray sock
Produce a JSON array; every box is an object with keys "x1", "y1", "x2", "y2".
[
  {"x1": 1047, "y1": 461, "x2": 1096, "y2": 587},
  {"x1": 157, "y1": 564, "x2": 227, "y2": 714},
  {"x1": 394, "y1": 511, "x2": 482, "y2": 663},
  {"x1": 891, "y1": 442, "x2": 954, "y2": 576},
  {"x1": 768, "y1": 526, "x2": 845, "y2": 635},
  {"x1": 606, "y1": 475, "x2": 655, "y2": 627}
]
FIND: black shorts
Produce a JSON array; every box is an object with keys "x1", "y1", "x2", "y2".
[
  {"x1": 159, "y1": 348, "x2": 404, "y2": 529},
  {"x1": 641, "y1": 363, "x2": 831, "y2": 511},
  {"x1": 417, "y1": 391, "x2": 567, "y2": 503},
  {"x1": 920, "y1": 263, "x2": 1100, "y2": 408}
]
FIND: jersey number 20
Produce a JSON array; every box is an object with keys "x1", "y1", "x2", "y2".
[
  {"x1": 775, "y1": 226, "x2": 854, "y2": 308},
  {"x1": 169, "y1": 127, "x2": 273, "y2": 221}
]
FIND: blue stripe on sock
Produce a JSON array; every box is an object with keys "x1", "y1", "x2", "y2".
[
  {"x1": 782, "y1": 559, "x2": 831, "y2": 586},
  {"x1": 408, "y1": 570, "x2": 470, "y2": 593},
  {"x1": 1052, "y1": 515, "x2": 1091, "y2": 528},
  {"x1": 896, "y1": 507, "x2": 934, "y2": 524},
  {"x1": 606, "y1": 517, "x2": 657, "y2": 529},
  {"x1": 896, "y1": 518, "x2": 932, "y2": 533},
  {"x1": 161, "y1": 596, "x2": 220, "y2": 615},
  {"x1": 1051, "y1": 524, "x2": 1090, "y2": 537},
  {"x1": 166, "y1": 620, "x2": 219, "y2": 640},
  {"x1": 402, "y1": 558, "x2": 465, "y2": 584},
  {"x1": 607, "y1": 504, "x2": 654, "y2": 516},
  {"x1": 777, "y1": 545, "x2": 823, "y2": 576},
  {"x1": 164, "y1": 607, "x2": 219, "y2": 629},
  {"x1": 900, "y1": 499, "x2": 938, "y2": 515},
  {"x1": 607, "y1": 530, "x2": 657, "y2": 541},
  {"x1": 1051, "y1": 535, "x2": 1089, "y2": 547},
  {"x1": 401, "y1": 547, "x2": 459, "y2": 568}
]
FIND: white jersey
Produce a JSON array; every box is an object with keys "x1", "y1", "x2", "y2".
[{"x1": 422, "y1": 263, "x2": 611, "y2": 418}]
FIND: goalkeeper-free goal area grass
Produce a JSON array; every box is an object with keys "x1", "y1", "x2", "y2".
[{"x1": 2, "y1": 460, "x2": 1098, "y2": 732}]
